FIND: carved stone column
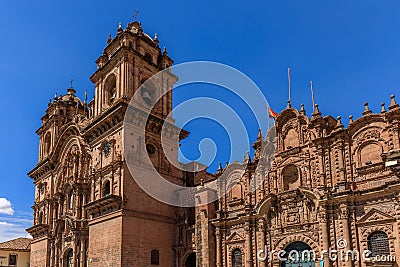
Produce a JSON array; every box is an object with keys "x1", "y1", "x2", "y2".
[
  {"x1": 258, "y1": 220, "x2": 267, "y2": 267},
  {"x1": 337, "y1": 144, "x2": 345, "y2": 182},
  {"x1": 393, "y1": 195, "x2": 400, "y2": 265},
  {"x1": 245, "y1": 222, "x2": 253, "y2": 267},
  {"x1": 216, "y1": 227, "x2": 223, "y2": 267},
  {"x1": 319, "y1": 207, "x2": 331, "y2": 267},
  {"x1": 50, "y1": 241, "x2": 55, "y2": 267},
  {"x1": 340, "y1": 204, "x2": 352, "y2": 267},
  {"x1": 317, "y1": 149, "x2": 325, "y2": 188},
  {"x1": 80, "y1": 238, "x2": 86, "y2": 267},
  {"x1": 73, "y1": 238, "x2": 78, "y2": 267}
]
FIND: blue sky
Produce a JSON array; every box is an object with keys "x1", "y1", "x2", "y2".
[{"x1": 0, "y1": 0, "x2": 399, "y2": 241}]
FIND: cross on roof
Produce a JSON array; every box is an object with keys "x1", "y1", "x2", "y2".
[
  {"x1": 70, "y1": 78, "x2": 74, "y2": 88},
  {"x1": 133, "y1": 10, "x2": 139, "y2": 21}
]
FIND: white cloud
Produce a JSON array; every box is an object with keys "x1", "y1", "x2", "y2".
[
  {"x1": 0, "y1": 198, "x2": 14, "y2": 215},
  {"x1": 0, "y1": 211, "x2": 33, "y2": 242},
  {"x1": 0, "y1": 222, "x2": 14, "y2": 226}
]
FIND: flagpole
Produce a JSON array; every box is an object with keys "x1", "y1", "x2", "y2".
[
  {"x1": 310, "y1": 80, "x2": 315, "y2": 109},
  {"x1": 288, "y1": 67, "x2": 291, "y2": 102}
]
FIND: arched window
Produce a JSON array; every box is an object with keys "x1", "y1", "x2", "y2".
[
  {"x1": 69, "y1": 190, "x2": 74, "y2": 210},
  {"x1": 66, "y1": 249, "x2": 73, "y2": 267},
  {"x1": 39, "y1": 212, "x2": 44, "y2": 224},
  {"x1": 103, "y1": 181, "x2": 111, "y2": 197},
  {"x1": 359, "y1": 142, "x2": 382, "y2": 166},
  {"x1": 232, "y1": 249, "x2": 243, "y2": 267},
  {"x1": 283, "y1": 128, "x2": 299, "y2": 150},
  {"x1": 282, "y1": 164, "x2": 300, "y2": 191},
  {"x1": 185, "y1": 253, "x2": 196, "y2": 267},
  {"x1": 104, "y1": 74, "x2": 117, "y2": 105},
  {"x1": 368, "y1": 231, "x2": 390, "y2": 257},
  {"x1": 151, "y1": 249, "x2": 160, "y2": 265},
  {"x1": 44, "y1": 133, "x2": 51, "y2": 156}
]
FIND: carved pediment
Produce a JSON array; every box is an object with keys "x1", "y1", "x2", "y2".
[
  {"x1": 226, "y1": 232, "x2": 244, "y2": 243},
  {"x1": 276, "y1": 155, "x2": 302, "y2": 168},
  {"x1": 358, "y1": 208, "x2": 395, "y2": 226}
]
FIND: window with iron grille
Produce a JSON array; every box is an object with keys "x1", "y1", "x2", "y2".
[
  {"x1": 8, "y1": 254, "x2": 17, "y2": 266},
  {"x1": 151, "y1": 250, "x2": 160, "y2": 265},
  {"x1": 232, "y1": 249, "x2": 243, "y2": 267},
  {"x1": 368, "y1": 231, "x2": 390, "y2": 257}
]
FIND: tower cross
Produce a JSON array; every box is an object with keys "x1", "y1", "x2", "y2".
[
  {"x1": 133, "y1": 10, "x2": 139, "y2": 21},
  {"x1": 70, "y1": 78, "x2": 74, "y2": 88}
]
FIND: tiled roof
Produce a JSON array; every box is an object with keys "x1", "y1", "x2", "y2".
[{"x1": 0, "y1": 238, "x2": 31, "y2": 252}]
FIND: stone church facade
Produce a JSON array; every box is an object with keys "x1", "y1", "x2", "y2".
[{"x1": 27, "y1": 17, "x2": 400, "y2": 267}]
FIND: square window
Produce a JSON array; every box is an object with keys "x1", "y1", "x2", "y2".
[{"x1": 9, "y1": 254, "x2": 17, "y2": 266}]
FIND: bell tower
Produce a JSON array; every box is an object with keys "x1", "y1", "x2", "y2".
[
  {"x1": 28, "y1": 15, "x2": 193, "y2": 267},
  {"x1": 83, "y1": 18, "x2": 188, "y2": 267},
  {"x1": 90, "y1": 20, "x2": 173, "y2": 118}
]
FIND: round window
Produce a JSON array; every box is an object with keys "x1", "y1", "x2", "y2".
[{"x1": 146, "y1": 144, "x2": 156, "y2": 155}]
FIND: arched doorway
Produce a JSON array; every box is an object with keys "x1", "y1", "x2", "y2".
[
  {"x1": 65, "y1": 249, "x2": 73, "y2": 267},
  {"x1": 185, "y1": 253, "x2": 196, "y2": 267},
  {"x1": 281, "y1": 242, "x2": 315, "y2": 267}
]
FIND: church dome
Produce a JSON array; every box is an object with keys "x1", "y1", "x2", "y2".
[{"x1": 58, "y1": 88, "x2": 83, "y2": 105}]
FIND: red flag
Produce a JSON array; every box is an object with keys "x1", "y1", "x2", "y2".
[{"x1": 268, "y1": 107, "x2": 279, "y2": 119}]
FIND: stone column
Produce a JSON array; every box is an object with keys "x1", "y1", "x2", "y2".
[
  {"x1": 80, "y1": 239, "x2": 86, "y2": 267},
  {"x1": 223, "y1": 229, "x2": 227, "y2": 267},
  {"x1": 340, "y1": 204, "x2": 352, "y2": 267},
  {"x1": 216, "y1": 227, "x2": 223, "y2": 267},
  {"x1": 319, "y1": 207, "x2": 331, "y2": 267},
  {"x1": 55, "y1": 240, "x2": 60, "y2": 267},
  {"x1": 50, "y1": 241, "x2": 55, "y2": 267},
  {"x1": 245, "y1": 222, "x2": 253, "y2": 267},
  {"x1": 337, "y1": 144, "x2": 345, "y2": 182},
  {"x1": 258, "y1": 220, "x2": 267, "y2": 267},
  {"x1": 393, "y1": 195, "x2": 400, "y2": 265},
  {"x1": 392, "y1": 124, "x2": 400, "y2": 150},
  {"x1": 318, "y1": 150, "x2": 326, "y2": 187},
  {"x1": 73, "y1": 239, "x2": 78, "y2": 267}
]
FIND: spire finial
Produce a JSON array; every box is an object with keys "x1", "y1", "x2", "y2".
[
  {"x1": 133, "y1": 10, "x2": 139, "y2": 21},
  {"x1": 243, "y1": 151, "x2": 251, "y2": 163},
  {"x1": 362, "y1": 102, "x2": 372, "y2": 116},
  {"x1": 118, "y1": 22, "x2": 123, "y2": 32},
  {"x1": 163, "y1": 47, "x2": 168, "y2": 55},
  {"x1": 54, "y1": 93, "x2": 58, "y2": 100},
  {"x1": 257, "y1": 128, "x2": 263, "y2": 140},
  {"x1": 154, "y1": 33, "x2": 159, "y2": 44},
  {"x1": 389, "y1": 94, "x2": 399, "y2": 110},
  {"x1": 312, "y1": 104, "x2": 321, "y2": 116},
  {"x1": 336, "y1": 116, "x2": 343, "y2": 129},
  {"x1": 107, "y1": 34, "x2": 112, "y2": 44},
  {"x1": 381, "y1": 103, "x2": 386, "y2": 113},
  {"x1": 349, "y1": 115, "x2": 353, "y2": 124},
  {"x1": 311, "y1": 104, "x2": 322, "y2": 120},
  {"x1": 286, "y1": 100, "x2": 291, "y2": 109},
  {"x1": 68, "y1": 79, "x2": 76, "y2": 95},
  {"x1": 84, "y1": 89, "x2": 88, "y2": 103},
  {"x1": 218, "y1": 162, "x2": 223, "y2": 173},
  {"x1": 300, "y1": 103, "x2": 305, "y2": 114},
  {"x1": 225, "y1": 161, "x2": 229, "y2": 168}
]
